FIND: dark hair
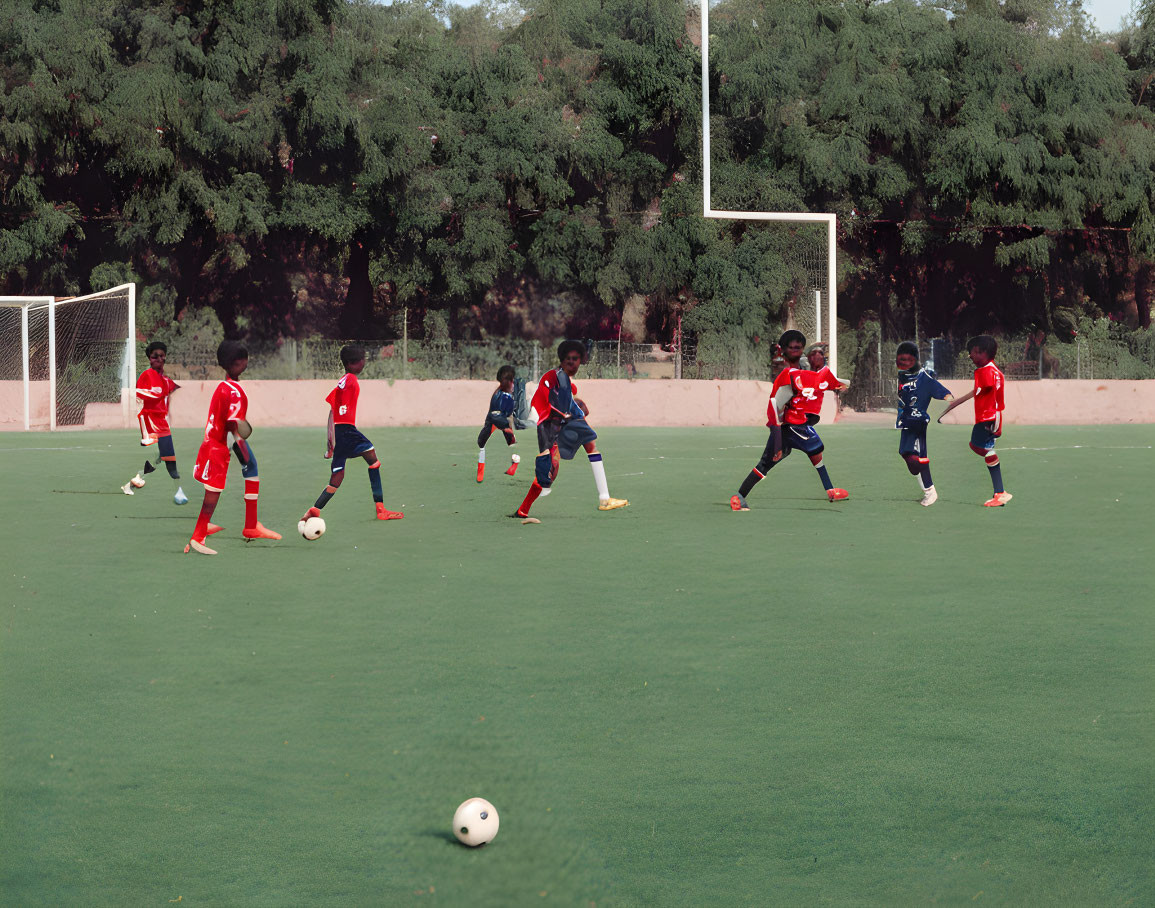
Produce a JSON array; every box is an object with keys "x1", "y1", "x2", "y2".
[
  {"x1": 216, "y1": 339, "x2": 248, "y2": 369},
  {"x1": 340, "y1": 345, "x2": 366, "y2": 367},
  {"x1": 778, "y1": 330, "x2": 806, "y2": 349},
  {"x1": 966, "y1": 335, "x2": 998, "y2": 358},
  {"x1": 145, "y1": 341, "x2": 167, "y2": 356},
  {"x1": 557, "y1": 340, "x2": 585, "y2": 362},
  {"x1": 496, "y1": 364, "x2": 515, "y2": 383},
  {"x1": 896, "y1": 341, "x2": 919, "y2": 360}
]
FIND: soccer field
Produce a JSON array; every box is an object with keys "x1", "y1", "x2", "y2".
[{"x1": 1, "y1": 424, "x2": 1152, "y2": 906}]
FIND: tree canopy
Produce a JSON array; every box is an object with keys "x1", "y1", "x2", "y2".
[{"x1": 1, "y1": 0, "x2": 1152, "y2": 353}]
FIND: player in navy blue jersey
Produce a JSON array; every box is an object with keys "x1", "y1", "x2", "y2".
[
  {"x1": 895, "y1": 341, "x2": 954, "y2": 506},
  {"x1": 476, "y1": 365, "x2": 520, "y2": 482},
  {"x1": 512, "y1": 340, "x2": 628, "y2": 518}
]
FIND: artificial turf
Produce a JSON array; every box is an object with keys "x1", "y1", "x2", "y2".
[{"x1": 1, "y1": 424, "x2": 1152, "y2": 905}]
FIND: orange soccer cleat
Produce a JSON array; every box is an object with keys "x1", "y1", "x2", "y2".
[
  {"x1": 242, "y1": 522, "x2": 282, "y2": 540},
  {"x1": 376, "y1": 503, "x2": 404, "y2": 520},
  {"x1": 206, "y1": 523, "x2": 225, "y2": 536},
  {"x1": 299, "y1": 506, "x2": 321, "y2": 523},
  {"x1": 826, "y1": 488, "x2": 850, "y2": 501},
  {"x1": 730, "y1": 494, "x2": 750, "y2": 511},
  {"x1": 983, "y1": 492, "x2": 1013, "y2": 507}
]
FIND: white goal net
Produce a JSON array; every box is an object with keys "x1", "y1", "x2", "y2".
[{"x1": 0, "y1": 285, "x2": 135, "y2": 430}]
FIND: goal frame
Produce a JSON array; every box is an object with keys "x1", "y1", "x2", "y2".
[
  {"x1": 700, "y1": 2, "x2": 839, "y2": 375},
  {"x1": 0, "y1": 284, "x2": 135, "y2": 431}
]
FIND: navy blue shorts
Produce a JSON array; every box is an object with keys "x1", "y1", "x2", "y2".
[
  {"x1": 478, "y1": 419, "x2": 515, "y2": 449},
  {"x1": 782, "y1": 422, "x2": 824, "y2": 456},
  {"x1": 970, "y1": 420, "x2": 1000, "y2": 451},
  {"x1": 899, "y1": 428, "x2": 927, "y2": 458},
  {"x1": 538, "y1": 417, "x2": 597, "y2": 460},
  {"x1": 332, "y1": 424, "x2": 375, "y2": 472}
]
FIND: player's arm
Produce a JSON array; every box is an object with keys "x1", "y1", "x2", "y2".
[
  {"x1": 937, "y1": 389, "x2": 974, "y2": 421},
  {"x1": 325, "y1": 410, "x2": 335, "y2": 459}
]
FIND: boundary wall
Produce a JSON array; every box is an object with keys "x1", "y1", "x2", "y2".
[{"x1": 2, "y1": 379, "x2": 1154, "y2": 430}]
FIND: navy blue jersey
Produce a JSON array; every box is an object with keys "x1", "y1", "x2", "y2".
[
  {"x1": 486, "y1": 388, "x2": 516, "y2": 428},
  {"x1": 896, "y1": 368, "x2": 952, "y2": 429}
]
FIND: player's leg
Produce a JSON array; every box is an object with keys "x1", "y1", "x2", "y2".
[
  {"x1": 156, "y1": 433, "x2": 188, "y2": 504},
  {"x1": 796, "y1": 426, "x2": 848, "y2": 501},
  {"x1": 502, "y1": 427, "x2": 520, "y2": 475},
  {"x1": 124, "y1": 414, "x2": 158, "y2": 493},
  {"x1": 900, "y1": 431, "x2": 935, "y2": 505},
  {"x1": 732, "y1": 427, "x2": 785, "y2": 510},
  {"x1": 362, "y1": 447, "x2": 403, "y2": 520},
  {"x1": 971, "y1": 422, "x2": 1011, "y2": 506},
  {"x1": 477, "y1": 423, "x2": 492, "y2": 482},
  {"x1": 185, "y1": 489, "x2": 221, "y2": 554},
  {"x1": 583, "y1": 441, "x2": 628, "y2": 510},
  {"x1": 232, "y1": 439, "x2": 281, "y2": 539}
]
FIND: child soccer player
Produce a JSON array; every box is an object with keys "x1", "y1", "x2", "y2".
[
  {"x1": 895, "y1": 341, "x2": 954, "y2": 506},
  {"x1": 300, "y1": 345, "x2": 404, "y2": 526},
  {"x1": 801, "y1": 342, "x2": 848, "y2": 426},
  {"x1": 476, "y1": 365, "x2": 520, "y2": 482},
  {"x1": 185, "y1": 340, "x2": 281, "y2": 555},
  {"x1": 730, "y1": 330, "x2": 849, "y2": 510},
  {"x1": 938, "y1": 335, "x2": 1012, "y2": 507},
  {"x1": 123, "y1": 341, "x2": 187, "y2": 504},
  {"x1": 511, "y1": 340, "x2": 628, "y2": 518}
]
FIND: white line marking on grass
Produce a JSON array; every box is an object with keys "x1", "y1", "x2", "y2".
[
  {"x1": 619, "y1": 471, "x2": 645, "y2": 476},
  {"x1": 0, "y1": 445, "x2": 104, "y2": 452},
  {"x1": 1004, "y1": 445, "x2": 1153, "y2": 452}
]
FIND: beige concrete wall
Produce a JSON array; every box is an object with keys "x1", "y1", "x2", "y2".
[{"x1": 3, "y1": 378, "x2": 1153, "y2": 430}]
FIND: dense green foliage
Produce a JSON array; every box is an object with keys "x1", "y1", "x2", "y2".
[{"x1": 1, "y1": 0, "x2": 1153, "y2": 353}]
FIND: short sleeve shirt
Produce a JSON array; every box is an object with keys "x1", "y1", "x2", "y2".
[{"x1": 326, "y1": 372, "x2": 360, "y2": 426}]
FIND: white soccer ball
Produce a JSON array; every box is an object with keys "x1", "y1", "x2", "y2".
[
  {"x1": 511, "y1": 454, "x2": 521, "y2": 464},
  {"x1": 453, "y1": 797, "x2": 499, "y2": 847},
  {"x1": 298, "y1": 516, "x2": 326, "y2": 541}
]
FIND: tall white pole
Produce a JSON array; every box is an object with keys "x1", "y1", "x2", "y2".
[
  {"x1": 701, "y1": 0, "x2": 711, "y2": 216},
  {"x1": 827, "y1": 217, "x2": 838, "y2": 377},
  {"x1": 21, "y1": 304, "x2": 29, "y2": 431},
  {"x1": 48, "y1": 299, "x2": 56, "y2": 431},
  {"x1": 126, "y1": 283, "x2": 136, "y2": 429}
]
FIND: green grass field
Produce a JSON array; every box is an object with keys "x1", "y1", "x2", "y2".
[{"x1": 1, "y1": 424, "x2": 1152, "y2": 906}]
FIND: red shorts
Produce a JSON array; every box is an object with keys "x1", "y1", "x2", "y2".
[
  {"x1": 138, "y1": 411, "x2": 170, "y2": 445},
  {"x1": 194, "y1": 440, "x2": 230, "y2": 492}
]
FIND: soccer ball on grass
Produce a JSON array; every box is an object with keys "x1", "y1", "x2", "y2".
[
  {"x1": 298, "y1": 516, "x2": 326, "y2": 540},
  {"x1": 453, "y1": 797, "x2": 499, "y2": 847}
]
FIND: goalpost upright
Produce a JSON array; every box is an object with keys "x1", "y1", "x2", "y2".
[{"x1": 699, "y1": 2, "x2": 839, "y2": 375}]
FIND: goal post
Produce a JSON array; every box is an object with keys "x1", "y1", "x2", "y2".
[
  {"x1": 0, "y1": 284, "x2": 135, "y2": 431},
  {"x1": 699, "y1": 3, "x2": 840, "y2": 376}
]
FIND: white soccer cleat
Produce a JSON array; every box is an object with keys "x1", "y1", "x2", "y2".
[
  {"x1": 920, "y1": 487, "x2": 938, "y2": 507},
  {"x1": 121, "y1": 482, "x2": 135, "y2": 496},
  {"x1": 173, "y1": 487, "x2": 189, "y2": 505},
  {"x1": 130, "y1": 473, "x2": 146, "y2": 489}
]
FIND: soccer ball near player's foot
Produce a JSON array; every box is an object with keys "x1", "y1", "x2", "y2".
[
  {"x1": 298, "y1": 516, "x2": 326, "y2": 540},
  {"x1": 453, "y1": 798, "x2": 499, "y2": 847}
]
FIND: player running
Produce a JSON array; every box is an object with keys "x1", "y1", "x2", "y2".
[
  {"x1": 299, "y1": 345, "x2": 403, "y2": 527},
  {"x1": 184, "y1": 340, "x2": 281, "y2": 555},
  {"x1": 938, "y1": 335, "x2": 1012, "y2": 507},
  {"x1": 476, "y1": 365, "x2": 520, "y2": 482},
  {"x1": 730, "y1": 330, "x2": 849, "y2": 511},
  {"x1": 894, "y1": 341, "x2": 954, "y2": 506},
  {"x1": 123, "y1": 341, "x2": 187, "y2": 504},
  {"x1": 511, "y1": 340, "x2": 628, "y2": 519}
]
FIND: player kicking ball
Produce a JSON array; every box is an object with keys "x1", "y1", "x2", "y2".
[
  {"x1": 300, "y1": 344, "x2": 403, "y2": 528},
  {"x1": 937, "y1": 335, "x2": 1012, "y2": 507},
  {"x1": 730, "y1": 330, "x2": 849, "y2": 511},
  {"x1": 123, "y1": 341, "x2": 187, "y2": 504},
  {"x1": 476, "y1": 364, "x2": 520, "y2": 482},
  {"x1": 185, "y1": 340, "x2": 281, "y2": 555},
  {"x1": 511, "y1": 340, "x2": 628, "y2": 520}
]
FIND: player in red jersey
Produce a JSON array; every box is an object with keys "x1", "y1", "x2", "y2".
[
  {"x1": 938, "y1": 335, "x2": 1011, "y2": 507},
  {"x1": 184, "y1": 340, "x2": 281, "y2": 555},
  {"x1": 730, "y1": 330, "x2": 849, "y2": 510},
  {"x1": 299, "y1": 345, "x2": 403, "y2": 528},
  {"x1": 512, "y1": 340, "x2": 628, "y2": 519},
  {"x1": 122, "y1": 341, "x2": 188, "y2": 504},
  {"x1": 801, "y1": 342, "x2": 848, "y2": 426}
]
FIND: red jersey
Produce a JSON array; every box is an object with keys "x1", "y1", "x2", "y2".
[
  {"x1": 767, "y1": 367, "x2": 827, "y2": 426},
  {"x1": 972, "y1": 362, "x2": 1005, "y2": 423},
  {"x1": 800, "y1": 366, "x2": 845, "y2": 417},
  {"x1": 531, "y1": 368, "x2": 581, "y2": 423},
  {"x1": 326, "y1": 372, "x2": 360, "y2": 425},
  {"x1": 203, "y1": 379, "x2": 247, "y2": 445},
  {"x1": 136, "y1": 368, "x2": 177, "y2": 416}
]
